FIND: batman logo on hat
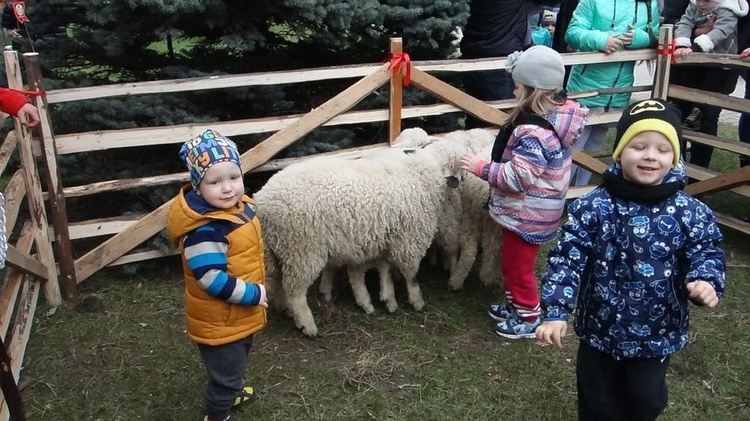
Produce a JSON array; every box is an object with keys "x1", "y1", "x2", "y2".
[{"x1": 629, "y1": 100, "x2": 666, "y2": 115}]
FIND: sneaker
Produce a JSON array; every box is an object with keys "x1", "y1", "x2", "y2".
[
  {"x1": 488, "y1": 303, "x2": 514, "y2": 321},
  {"x1": 233, "y1": 386, "x2": 257, "y2": 408},
  {"x1": 494, "y1": 315, "x2": 541, "y2": 339},
  {"x1": 204, "y1": 415, "x2": 230, "y2": 421}
]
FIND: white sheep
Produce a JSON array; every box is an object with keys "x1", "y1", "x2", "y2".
[
  {"x1": 254, "y1": 140, "x2": 469, "y2": 337},
  {"x1": 392, "y1": 128, "x2": 502, "y2": 290}
]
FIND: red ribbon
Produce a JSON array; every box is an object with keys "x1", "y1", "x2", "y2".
[
  {"x1": 386, "y1": 52, "x2": 411, "y2": 86},
  {"x1": 8, "y1": 88, "x2": 44, "y2": 97},
  {"x1": 658, "y1": 39, "x2": 678, "y2": 64}
]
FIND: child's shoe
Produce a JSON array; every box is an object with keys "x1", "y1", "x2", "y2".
[
  {"x1": 233, "y1": 386, "x2": 258, "y2": 408},
  {"x1": 204, "y1": 415, "x2": 230, "y2": 421},
  {"x1": 494, "y1": 315, "x2": 541, "y2": 339},
  {"x1": 487, "y1": 303, "x2": 514, "y2": 321}
]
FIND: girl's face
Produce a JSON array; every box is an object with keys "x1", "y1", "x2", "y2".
[
  {"x1": 513, "y1": 82, "x2": 526, "y2": 100},
  {"x1": 696, "y1": 0, "x2": 719, "y2": 14},
  {"x1": 196, "y1": 161, "x2": 244, "y2": 209},
  {"x1": 616, "y1": 132, "x2": 674, "y2": 186}
]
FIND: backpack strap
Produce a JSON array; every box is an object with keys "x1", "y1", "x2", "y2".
[{"x1": 490, "y1": 112, "x2": 560, "y2": 162}]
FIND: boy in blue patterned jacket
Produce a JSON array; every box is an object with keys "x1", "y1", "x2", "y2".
[{"x1": 536, "y1": 99, "x2": 726, "y2": 421}]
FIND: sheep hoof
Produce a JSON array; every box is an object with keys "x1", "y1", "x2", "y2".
[
  {"x1": 300, "y1": 324, "x2": 318, "y2": 337},
  {"x1": 448, "y1": 280, "x2": 464, "y2": 291},
  {"x1": 321, "y1": 293, "x2": 333, "y2": 303},
  {"x1": 362, "y1": 304, "x2": 375, "y2": 314},
  {"x1": 411, "y1": 298, "x2": 425, "y2": 311},
  {"x1": 385, "y1": 301, "x2": 398, "y2": 313}
]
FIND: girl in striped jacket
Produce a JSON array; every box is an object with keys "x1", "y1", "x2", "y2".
[{"x1": 460, "y1": 46, "x2": 588, "y2": 339}]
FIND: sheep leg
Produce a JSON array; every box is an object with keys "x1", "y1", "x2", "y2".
[
  {"x1": 347, "y1": 265, "x2": 375, "y2": 314},
  {"x1": 479, "y1": 232, "x2": 502, "y2": 286},
  {"x1": 449, "y1": 234, "x2": 478, "y2": 291},
  {"x1": 285, "y1": 287, "x2": 318, "y2": 337},
  {"x1": 319, "y1": 266, "x2": 336, "y2": 303},
  {"x1": 376, "y1": 261, "x2": 398, "y2": 313},
  {"x1": 399, "y1": 264, "x2": 424, "y2": 311}
]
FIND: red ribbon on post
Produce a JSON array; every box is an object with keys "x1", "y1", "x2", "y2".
[
  {"x1": 9, "y1": 88, "x2": 44, "y2": 97},
  {"x1": 386, "y1": 52, "x2": 411, "y2": 86},
  {"x1": 658, "y1": 39, "x2": 677, "y2": 64}
]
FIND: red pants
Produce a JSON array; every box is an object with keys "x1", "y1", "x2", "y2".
[{"x1": 501, "y1": 228, "x2": 541, "y2": 321}]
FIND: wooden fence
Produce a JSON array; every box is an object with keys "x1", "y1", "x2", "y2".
[{"x1": 0, "y1": 24, "x2": 749, "y2": 418}]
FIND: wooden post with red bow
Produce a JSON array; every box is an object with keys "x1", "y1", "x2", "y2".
[
  {"x1": 388, "y1": 38, "x2": 406, "y2": 145},
  {"x1": 653, "y1": 25, "x2": 674, "y2": 100}
]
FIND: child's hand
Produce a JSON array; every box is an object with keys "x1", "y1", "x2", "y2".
[
  {"x1": 459, "y1": 154, "x2": 481, "y2": 172},
  {"x1": 673, "y1": 48, "x2": 692, "y2": 59},
  {"x1": 16, "y1": 103, "x2": 40, "y2": 128},
  {"x1": 536, "y1": 320, "x2": 567, "y2": 349},
  {"x1": 603, "y1": 35, "x2": 624, "y2": 54},
  {"x1": 258, "y1": 284, "x2": 268, "y2": 308},
  {"x1": 741, "y1": 47, "x2": 750, "y2": 58},
  {"x1": 687, "y1": 280, "x2": 718, "y2": 307}
]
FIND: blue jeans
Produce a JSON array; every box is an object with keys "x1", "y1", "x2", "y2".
[
  {"x1": 740, "y1": 69, "x2": 750, "y2": 167},
  {"x1": 197, "y1": 334, "x2": 254, "y2": 419},
  {"x1": 570, "y1": 107, "x2": 620, "y2": 186},
  {"x1": 462, "y1": 69, "x2": 515, "y2": 129}
]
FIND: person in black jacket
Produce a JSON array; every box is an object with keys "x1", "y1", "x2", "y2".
[
  {"x1": 737, "y1": 14, "x2": 750, "y2": 166},
  {"x1": 460, "y1": 0, "x2": 559, "y2": 129}
]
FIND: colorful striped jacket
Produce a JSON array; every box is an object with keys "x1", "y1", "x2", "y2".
[{"x1": 472, "y1": 100, "x2": 589, "y2": 244}]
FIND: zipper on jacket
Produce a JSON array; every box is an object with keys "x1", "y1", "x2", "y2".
[{"x1": 605, "y1": 62, "x2": 626, "y2": 110}]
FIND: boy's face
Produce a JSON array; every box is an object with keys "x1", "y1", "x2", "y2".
[
  {"x1": 696, "y1": 0, "x2": 719, "y2": 14},
  {"x1": 542, "y1": 22, "x2": 555, "y2": 35},
  {"x1": 196, "y1": 161, "x2": 244, "y2": 209},
  {"x1": 616, "y1": 131, "x2": 674, "y2": 186}
]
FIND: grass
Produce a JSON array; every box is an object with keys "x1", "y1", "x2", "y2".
[{"x1": 20, "y1": 123, "x2": 750, "y2": 420}]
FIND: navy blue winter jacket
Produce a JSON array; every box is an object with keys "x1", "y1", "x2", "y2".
[{"x1": 541, "y1": 163, "x2": 726, "y2": 360}]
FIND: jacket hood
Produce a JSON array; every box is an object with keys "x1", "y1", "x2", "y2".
[
  {"x1": 603, "y1": 159, "x2": 688, "y2": 185},
  {"x1": 692, "y1": 0, "x2": 749, "y2": 16},
  {"x1": 166, "y1": 185, "x2": 252, "y2": 245},
  {"x1": 547, "y1": 99, "x2": 590, "y2": 149}
]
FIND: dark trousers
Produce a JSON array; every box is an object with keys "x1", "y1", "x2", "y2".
[
  {"x1": 462, "y1": 69, "x2": 515, "y2": 129},
  {"x1": 670, "y1": 65, "x2": 741, "y2": 168},
  {"x1": 197, "y1": 334, "x2": 254, "y2": 419},
  {"x1": 740, "y1": 69, "x2": 750, "y2": 167},
  {"x1": 577, "y1": 341, "x2": 670, "y2": 421}
]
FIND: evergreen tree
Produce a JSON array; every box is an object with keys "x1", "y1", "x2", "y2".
[{"x1": 15, "y1": 1, "x2": 469, "y2": 223}]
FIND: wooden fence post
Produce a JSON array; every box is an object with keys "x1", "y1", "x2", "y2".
[
  {"x1": 3, "y1": 50, "x2": 61, "y2": 306},
  {"x1": 22, "y1": 52, "x2": 78, "y2": 302},
  {"x1": 388, "y1": 38, "x2": 403, "y2": 145},
  {"x1": 652, "y1": 25, "x2": 674, "y2": 100}
]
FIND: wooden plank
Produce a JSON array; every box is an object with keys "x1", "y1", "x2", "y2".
[
  {"x1": 45, "y1": 49, "x2": 656, "y2": 104},
  {"x1": 566, "y1": 185, "x2": 596, "y2": 199},
  {"x1": 5, "y1": 50, "x2": 61, "y2": 306},
  {"x1": 684, "y1": 130, "x2": 750, "y2": 157},
  {"x1": 62, "y1": 214, "x2": 144, "y2": 240},
  {"x1": 713, "y1": 212, "x2": 750, "y2": 235},
  {"x1": 388, "y1": 38, "x2": 403, "y2": 145},
  {"x1": 653, "y1": 25, "x2": 674, "y2": 100},
  {"x1": 0, "y1": 131, "x2": 17, "y2": 177},
  {"x1": 685, "y1": 164, "x2": 750, "y2": 197},
  {"x1": 668, "y1": 85, "x2": 750, "y2": 115},
  {"x1": 240, "y1": 64, "x2": 391, "y2": 172},
  {"x1": 409, "y1": 67, "x2": 509, "y2": 127},
  {"x1": 684, "y1": 165, "x2": 750, "y2": 197},
  {"x1": 5, "y1": 245, "x2": 48, "y2": 280},
  {"x1": 74, "y1": 202, "x2": 171, "y2": 283},
  {"x1": 24, "y1": 52, "x2": 78, "y2": 299},
  {"x1": 108, "y1": 248, "x2": 179, "y2": 267},
  {"x1": 0, "y1": 223, "x2": 33, "y2": 338},
  {"x1": 676, "y1": 52, "x2": 750, "y2": 70},
  {"x1": 3, "y1": 170, "x2": 25, "y2": 234},
  {"x1": 572, "y1": 150, "x2": 609, "y2": 175},
  {"x1": 2, "y1": 274, "x2": 41, "y2": 420}
]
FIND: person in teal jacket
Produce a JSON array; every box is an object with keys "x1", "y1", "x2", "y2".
[{"x1": 565, "y1": 0, "x2": 660, "y2": 186}]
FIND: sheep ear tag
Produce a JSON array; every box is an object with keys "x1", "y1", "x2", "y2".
[{"x1": 445, "y1": 176, "x2": 460, "y2": 188}]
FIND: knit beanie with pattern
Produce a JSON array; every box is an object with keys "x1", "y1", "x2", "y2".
[
  {"x1": 179, "y1": 129, "x2": 242, "y2": 189},
  {"x1": 612, "y1": 99, "x2": 683, "y2": 167}
]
